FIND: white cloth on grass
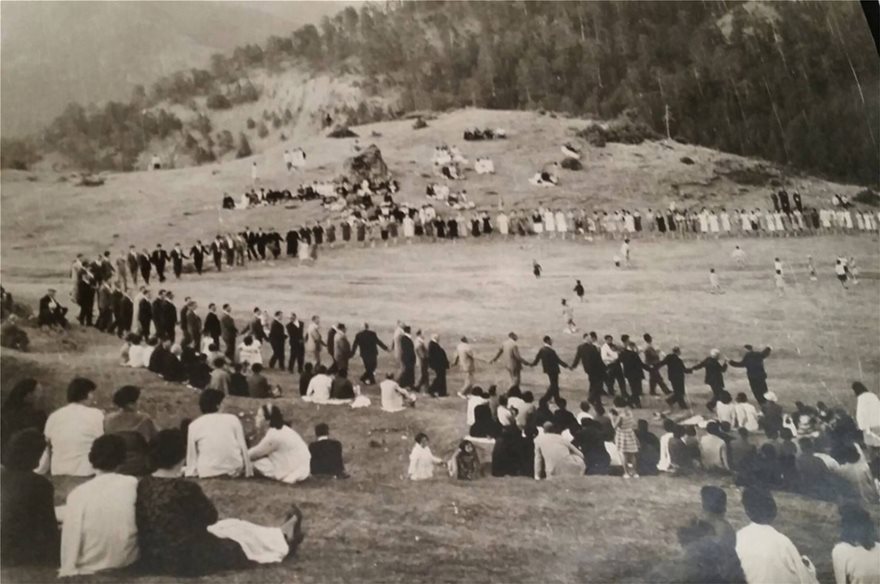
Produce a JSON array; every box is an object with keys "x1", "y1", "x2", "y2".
[{"x1": 208, "y1": 519, "x2": 289, "y2": 563}]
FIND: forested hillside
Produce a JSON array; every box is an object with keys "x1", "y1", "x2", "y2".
[{"x1": 4, "y1": 1, "x2": 877, "y2": 186}]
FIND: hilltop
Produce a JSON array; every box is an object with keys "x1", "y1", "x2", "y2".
[{"x1": 0, "y1": 108, "x2": 870, "y2": 285}]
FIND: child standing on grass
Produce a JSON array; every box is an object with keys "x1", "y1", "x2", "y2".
[
  {"x1": 561, "y1": 299, "x2": 577, "y2": 334},
  {"x1": 807, "y1": 255, "x2": 818, "y2": 281},
  {"x1": 835, "y1": 259, "x2": 848, "y2": 289},
  {"x1": 612, "y1": 397, "x2": 640, "y2": 479},
  {"x1": 774, "y1": 270, "x2": 786, "y2": 297},
  {"x1": 408, "y1": 433, "x2": 442, "y2": 481},
  {"x1": 532, "y1": 260, "x2": 542, "y2": 279},
  {"x1": 709, "y1": 269, "x2": 723, "y2": 294}
]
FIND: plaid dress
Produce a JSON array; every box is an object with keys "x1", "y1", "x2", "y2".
[{"x1": 614, "y1": 410, "x2": 640, "y2": 454}]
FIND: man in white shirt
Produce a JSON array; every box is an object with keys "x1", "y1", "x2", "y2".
[
  {"x1": 601, "y1": 335, "x2": 626, "y2": 396},
  {"x1": 40, "y1": 378, "x2": 104, "y2": 476},
  {"x1": 304, "y1": 365, "x2": 333, "y2": 403},
  {"x1": 462, "y1": 387, "x2": 488, "y2": 427},
  {"x1": 533, "y1": 423, "x2": 585, "y2": 479},
  {"x1": 380, "y1": 373, "x2": 413, "y2": 412},
  {"x1": 735, "y1": 487, "x2": 818, "y2": 584},
  {"x1": 853, "y1": 381, "x2": 880, "y2": 447},
  {"x1": 185, "y1": 390, "x2": 252, "y2": 478},
  {"x1": 451, "y1": 336, "x2": 476, "y2": 396}
]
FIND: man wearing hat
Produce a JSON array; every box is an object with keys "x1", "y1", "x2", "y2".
[
  {"x1": 730, "y1": 345, "x2": 772, "y2": 404},
  {"x1": 38, "y1": 288, "x2": 69, "y2": 329}
]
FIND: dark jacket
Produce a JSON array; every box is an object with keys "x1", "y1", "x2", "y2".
[
  {"x1": 730, "y1": 348, "x2": 771, "y2": 380},
  {"x1": 352, "y1": 329, "x2": 387, "y2": 358},
  {"x1": 203, "y1": 312, "x2": 221, "y2": 339},
  {"x1": 571, "y1": 342, "x2": 605, "y2": 380},
  {"x1": 690, "y1": 357, "x2": 727, "y2": 388},
  {"x1": 427, "y1": 340, "x2": 449, "y2": 371},
  {"x1": 268, "y1": 320, "x2": 286, "y2": 345},
  {"x1": 530, "y1": 345, "x2": 567, "y2": 375},
  {"x1": 620, "y1": 348, "x2": 648, "y2": 381},
  {"x1": 656, "y1": 353, "x2": 687, "y2": 384},
  {"x1": 309, "y1": 439, "x2": 345, "y2": 477},
  {"x1": 399, "y1": 335, "x2": 416, "y2": 368},
  {"x1": 286, "y1": 320, "x2": 303, "y2": 346}
]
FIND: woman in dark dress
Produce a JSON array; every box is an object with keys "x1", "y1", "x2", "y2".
[
  {"x1": 491, "y1": 424, "x2": 529, "y2": 477},
  {"x1": 469, "y1": 404, "x2": 500, "y2": 439},
  {"x1": 1, "y1": 429, "x2": 59, "y2": 566},
  {"x1": 0, "y1": 378, "x2": 47, "y2": 459},
  {"x1": 136, "y1": 430, "x2": 304, "y2": 577}
]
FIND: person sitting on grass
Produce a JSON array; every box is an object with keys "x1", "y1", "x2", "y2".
[
  {"x1": 330, "y1": 368, "x2": 356, "y2": 400},
  {"x1": 248, "y1": 405, "x2": 310, "y2": 484},
  {"x1": 40, "y1": 377, "x2": 105, "y2": 477},
  {"x1": 0, "y1": 315, "x2": 29, "y2": 351},
  {"x1": 533, "y1": 422, "x2": 586, "y2": 480},
  {"x1": 831, "y1": 503, "x2": 880, "y2": 584},
  {"x1": 187, "y1": 353, "x2": 212, "y2": 390},
  {"x1": 1, "y1": 429, "x2": 60, "y2": 567},
  {"x1": 185, "y1": 390, "x2": 252, "y2": 479},
  {"x1": 137, "y1": 429, "x2": 304, "y2": 577},
  {"x1": 735, "y1": 486, "x2": 818, "y2": 584},
  {"x1": 59, "y1": 434, "x2": 139, "y2": 577},
  {"x1": 309, "y1": 423, "x2": 348, "y2": 478},
  {"x1": 103, "y1": 385, "x2": 157, "y2": 476},
  {"x1": 448, "y1": 440, "x2": 481, "y2": 480},
  {"x1": 247, "y1": 363, "x2": 273, "y2": 398},
  {"x1": 0, "y1": 378, "x2": 47, "y2": 459},
  {"x1": 408, "y1": 432, "x2": 443, "y2": 480},
  {"x1": 207, "y1": 357, "x2": 231, "y2": 393},
  {"x1": 380, "y1": 372, "x2": 415, "y2": 412},
  {"x1": 304, "y1": 365, "x2": 333, "y2": 403},
  {"x1": 229, "y1": 363, "x2": 249, "y2": 397}
]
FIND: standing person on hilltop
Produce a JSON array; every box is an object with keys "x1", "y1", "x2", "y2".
[
  {"x1": 397, "y1": 326, "x2": 416, "y2": 389},
  {"x1": 642, "y1": 334, "x2": 670, "y2": 397},
  {"x1": 532, "y1": 260, "x2": 542, "y2": 279},
  {"x1": 220, "y1": 304, "x2": 238, "y2": 361},
  {"x1": 189, "y1": 240, "x2": 207, "y2": 275},
  {"x1": 126, "y1": 246, "x2": 139, "y2": 287},
  {"x1": 620, "y1": 238, "x2": 631, "y2": 267},
  {"x1": 203, "y1": 304, "x2": 221, "y2": 349},
  {"x1": 730, "y1": 345, "x2": 772, "y2": 405},
  {"x1": 571, "y1": 332, "x2": 606, "y2": 406},
  {"x1": 170, "y1": 243, "x2": 188, "y2": 280},
  {"x1": 305, "y1": 315, "x2": 324, "y2": 368},
  {"x1": 267, "y1": 311, "x2": 287, "y2": 370},
  {"x1": 689, "y1": 349, "x2": 728, "y2": 402},
  {"x1": 151, "y1": 244, "x2": 170, "y2": 283},
  {"x1": 732, "y1": 245, "x2": 747, "y2": 267},
  {"x1": 427, "y1": 334, "x2": 450, "y2": 397},
  {"x1": 573, "y1": 280, "x2": 585, "y2": 303},
  {"x1": 655, "y1": 346, "x2": 689, "y2": 411}
]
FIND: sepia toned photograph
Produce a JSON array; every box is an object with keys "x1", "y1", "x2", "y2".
[{"x1": 0, "y1": 1, "x2": 878, "y2": 582}]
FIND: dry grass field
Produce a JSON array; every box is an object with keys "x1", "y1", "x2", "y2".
[{"x1": 1, "y1": 110, "x2": 878, "y2": 583}]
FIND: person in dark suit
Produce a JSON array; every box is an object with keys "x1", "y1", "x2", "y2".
[
  {"x1": 137, "y1": 289, "x2": 153, "y2": 337},
  {"x1": 285, "y1": 229, "x2": 299, "y2": 257},
  {"x1": 185, "y1": 301, "x2": 202, "y2": 351},
  {"x1": 397, "y1": 326, "x2": 416, "y2": 388},
  {"x1": 37, "y1": 288, "x2": 68, "y2": 329},
  {"x1": 189, "y1": 241, "x2": 207, "y2": 275},
  {"x1": 427, "y1": 334, "x2": 449, "y2": 397},
  {"x1": 161, "y1": 292, "x2": 178, "y2": 344},
  {"x1": 94, "y1": 280, "x2": 114, "y2": 331},
  {"x1": 247, "y1": 363, "x2": 272, "y2": 398},
  {"x1": 309, "y1": 423, "x2": 347, "y2": 478},
  {"x1": 333, "y1": 324, "x2": 352, "y2": 373},
  {"x1": 619, "y1": 339, "x2": 648, "y2": 408},
  {"x1": 76, "y1": 265, "x2": 96, "y2": 326},
  {"x1": 170, "y1": 244, "x2": 188, "y2": 279},
  {"x1": 220, "y1": 304, "x2": 237, "y2": 360},
  {"x1": 656, "y1": 346, "x2": 689, "y2": 410},
  {"x1": 126, "y1": 246, "x2": 139, "y2": 286},
  {"x1": 111, "y1": 286, "x2": 133, "y2": 338},
  {"x1": 211, "y1": 237, "x2": 225, "y2": 272},
  {"x1": 642, "y1": 333, "x2": 670, "y2": 396},
  {"x1": 203, "y1": 304, "x2": 221, "y2": 348},
  {"x1": 688, "y1": 349, "x2": 728, "y2": 401},
  {"x1": 286, "y1": 314, "x2": 305, "y2": 374},
  {"x1": 138, "y1": 249, "x2": 152, "y2": 284},
  {"x1": 528, "y1": 336, "x2": 569, "y2": 400},
  {"x1": 570, "y1": 332, "x2": 605, "y2": 406},
  {"x1": 730, "y1": 345, "x2": 772, "y2": 404},
  {"x1": 249, "y1": 308, "x2": 266, "y2": 342},
  {"x1": 267, "y1": 311, "x2": 286, "y2": 369},
  {"x1": 151, "y1": 244, "x2": 170, "y2": 282},
  {"x1": 351, "y1": 323, "x2": 388, "y2": 385},
  {"x1": 152, "y1": 290, "x2": 166, "y2": 340}
]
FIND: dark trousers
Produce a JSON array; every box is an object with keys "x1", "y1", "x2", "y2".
[
  {"x1": 269, "y1": 342, "x2": 285, "y2": 369},
  {"x1": 626, "y1": 377, "x2": 643, "y2": 407},
  {"x1": 95, "y1": 308, "x2": 113, "y2": 331},
  {"x1": 223, "y1": 337, "x2": 236, "y2": 360},
  {"x1": 156, "y1": 267, "x2": 166, "y2": 282},
  {"x1": 360, "y1": 355, "x2": 378, "y2": 384},
  {"x1": 173, "y1": 263, "x2": 182, "y2": 278},
  {"x1": 140, "y1": 267, "x2": 150, "y2": 284},
  {"x1": 648, "y1": 370, "x2": 670, "y2": 395},
  {"x1": 194, "y1": 259, "x2": 203, "y2": 274},
  {"x1": 288, "y1": 344, "x2": 304, "y2": 373},
  {"x1": 605, "y1": 364, "x2": 627, "y2": 396},
  {"x1": 415, "y1": 361, "x2": 429, "y2": 391},
  {"x1": 708, "y1": 382, "x2": 724, "y2": 401},
  {"x1": 430, "y1": 368, "x2": 447, "y2": 396},
  {"x1": 213, "y1": 255, "x2": 222, "y2": 271},
  {"x1": 749, "y1": 377, "x2": 768, "y2": 404},
  {"x1": 139, "y1": 318, "x2": 151, "y2": 338},
  {"x1": 544, "y1": 371, "x2": 560, "y2": 400},
  {"x1": 398, "y1": 365, "x2": 415, "y2": 388},
  {"x1": 588, "y1": 375, "x2": 605, "y2": 406},
  {"x1": 666, "y1": 380, "x2": 688, "y2": 409}
]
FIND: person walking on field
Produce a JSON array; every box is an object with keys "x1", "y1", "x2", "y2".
[
  {"x1": 642, "y1": 334, "x2": 670, "y2": 396},
  {"x1": 573, "y1": 280, "x2": 585, "y2": 303},
  {"x1": 451, "y1": 337, "x2": 476, "y2": 396},
  {"x1": 528, "y1": 336, "x2": 569, "y2": 400},
  {"x1": 571, "y1": 332, "x2": 606, "y2": 406},
  {"x1": 351, "y1": 323, "x2": 388, "y2": 385},
  {"x1": 561, "y1": 299, "x2": 577, "y2": 334},
  {"x1": 730, "y1": 345, "x2": 772, "y2": 405},
  {"x1": 489, "y1": 332, "x2": 524, "y2": 391},
  {"x1": 655, "y1": 346, "x2": 689, "y2": 411}
]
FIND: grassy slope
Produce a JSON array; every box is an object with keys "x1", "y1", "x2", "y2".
[
  {"x1": 1, "y1": 234, "x2": 878, "y2": 583},
  {"x1": 1, "y1": 110, "x2": 878, "y2": 583}
]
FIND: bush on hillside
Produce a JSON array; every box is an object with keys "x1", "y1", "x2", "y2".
[
  {"x1": 246, "y1": 118, "x2": 256, "y2": 130},
  {"x1": 236, "y1": 133, "x2": 252, "y2": 158},
  {"x1": 216, "y1": 130, "x2": 235, "y2": 155},
  {"x1": 328, "y1": 126, "x2": 359, "y2": 139},
  {"x1": 560, "y1": 157, "x2": 583, "y2": 170},
  {"x1": 206, "y1": 93, "x2": 232, "y2": 110},
  {"x1": 853, "y1": 189, "x2": 880, "y2": 207},
  {"x1": 257, "y1": 123, "x2": 269, "y2": 139},
  {"x1": 577, "y1": 111, "x2": 659, "y2": 147}
]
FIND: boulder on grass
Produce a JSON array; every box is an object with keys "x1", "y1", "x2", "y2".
[
  {"x1": 343, "y1": 144, "x2": 391, "y2": 184},
  {"x1": 328, "y1": 126, "x2": 359, "y2": 139}
]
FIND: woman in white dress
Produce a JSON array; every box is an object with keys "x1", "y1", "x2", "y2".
[
  {"x1": 60, "y1": 435, "x2": 139, "y2": 577},
  {"x1": 248, "y1": 405, "x2": 311, "y2": 484},
  {"x1": 555, "y1": 210, "x2": 568, "y2": 238},
  {"x1": 698, "y1": 209, "x2": 709, "y2": 234},
  {"x1": 496, "y1": 212, "x2": 509, "y2": 236},
  {"x1": 765, "y1": 210, "x2": 777, "y2": 234},
  {"x1": 708, "y1": 211, "x2": 720, "y2": 233},
  {"x1": 543, "y1": 208, "x2": 556, "y2": 235},
  {"x1": 623, "y1": 211, "x2": 635, "y2": 234},
  {"x1": 408, "y1": 433, "x2": 442, "y2": 481},
  {"x1": 720, "y1": 209, "x2": 732, "y2": 233},
  {"x1": 402, "y1": 215, "x2": 415, "y2": 240}
]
